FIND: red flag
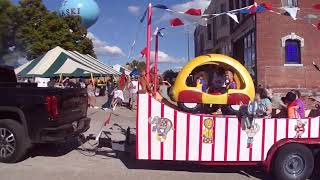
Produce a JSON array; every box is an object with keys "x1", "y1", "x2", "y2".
[
  {"x1": 313, "y1": 4, "x2": 320, "y2": 10},
  {"x1": 140, "y1": 47, "x2": 147, "y2": 57},
  {"x1": 119, "y1": 71, "x2": 126, "y2": 90},
  {"x1": 185, "y1": 8, "x2": 202, "y2": 16},
  {"x1": 260, "y1": 2, "x2": 272, "y2": 10},
  {"x1": 104, "y1": 113, "x2": 112, "y2": 126},
  {"x1": 170, "y1": 18, "x2": 184, "y2": 26},
  {"x1": 317, "y1": 22, "x2": 320, "y2": 30}
]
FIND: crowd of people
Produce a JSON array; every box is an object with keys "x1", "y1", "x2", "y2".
[
  {"x1": 101, "y1": 76, "x2": 139, "y2": 111},
  {"x1": 18, "y1": 68, "x2": 308, "y2": 119}
]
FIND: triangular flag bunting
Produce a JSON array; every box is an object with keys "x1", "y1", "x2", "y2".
[
  {"x1": 199, "y1": 18, "x2": 208, "y2": 26},
  {"x1": 248, "y1": 3, "x2": 258, "y2": 14},
  {"x1": 260, "y1": 2, "x2": 273, "y2": 10},
  {"x1": 140, "y1": 9, "x2": 148, "y2": 23},
  {"x1": 281, "y1": 7, "x2": 299, "y2": 20},
  {"x1": 256, "y1": 5, "x2": 266, "y2": 13},
  {"x1": 227, "y1": 13, "x2": 239, "y2": 23},
  {"x1": 184, "y1": 8, "x2": 202, "y2": 16},
  {"x1": 313, "y1": 4, "x2": 320, "y2": 10},
  {"x1": 140, "y1": 47, "x2": 147, "y2": 57},
  {"x1": 240, "y1": 2, "x2": 258, "y2": 14},
  {"x1": 153, "y1": 4, "x2": 169, "y2": 10},
  {"x1": 170, "y1": 18, "x2": 184, "y2": 26},
  {"x1": 153, "y1": 27, "x2": 165, "y2": 37}
]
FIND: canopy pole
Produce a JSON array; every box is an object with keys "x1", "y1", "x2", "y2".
[
  {"x1": 91, "y1": 73, "x2": 95, "y2": 88},
  {"x1": 59, "y1": 73, "x2": 63, "y2": 84},
  {"x1": 146, "y1": 3, "x2": 152, "y2": 82}
]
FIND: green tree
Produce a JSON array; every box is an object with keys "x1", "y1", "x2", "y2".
[
  {"x1": 63, "y1": 16, "x2": 95, "y2": 57},
  {"x1": 15, "y1": 0, "x2": 95, "y2": 60},
  {"x1": 127, "y1": 60, "x2": 146, "y2": 71},
  {"x1": 0, "y1": 0, "x2": 17, "y2": 62}
]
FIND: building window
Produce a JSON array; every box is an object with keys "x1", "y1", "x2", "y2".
[
  {"x1": 207, "y1": 24, "x2": 212, "y2": 40},
  {"x1": 281, "y1": 33, "x2": 304, "y2": 64},
  {"x1": 244, "y1": 32, "x2": 256, "y2": 76},
  {"x1": 212, "y1": 19, "x2": 216, "y2": 43},
  {"x1": 285, "y1": 40, "x2": 301, "y2": 64},
  {"x1": 282, "y1": 0, "x2": 298, "y2": 7},
  {"x1": 220, "y1": 4, "x2": 227, "y2": 26},
  {"x1": 200, "y1": 34, "x2": 204, "y2": 54}
]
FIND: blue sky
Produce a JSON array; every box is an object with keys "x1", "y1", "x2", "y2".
[{"x1": 11, "y1": 0, "x2": 211, "y2": 71}]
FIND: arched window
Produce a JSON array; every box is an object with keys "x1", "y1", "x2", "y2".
[
  {"x1": 285, "y1": 40, "x2": 301, "y2": 64},
  {"x1": 281, "y1": 33, "x2": 303, "y2": 65}
]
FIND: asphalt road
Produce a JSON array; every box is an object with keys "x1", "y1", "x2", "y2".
[{"x1": 0, "y1": 97, "x2": 273, "y2": 180}]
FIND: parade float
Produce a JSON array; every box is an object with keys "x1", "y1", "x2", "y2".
[{"x1": 113, "y1": 2, "x2": 320, "y2": 180}]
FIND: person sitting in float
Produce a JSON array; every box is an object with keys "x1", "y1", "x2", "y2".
[
  {"x1": 225, "y1": 69, "x2": 237, "y2": 90},
  {"x1": 281, "y1": 92, "x2": 300, "y2": 119},
  {"x1": 291, "y1": 90, "x2": 305, "y2": 118},
  {"x1": 254, "y1": 88, "x2": 272, "y2": 118},
  {"x1": 208, "y1": 67, "x2": 225, "y2": 94}
]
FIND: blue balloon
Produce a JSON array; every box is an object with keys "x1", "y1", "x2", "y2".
[{"x1": 59, "y1": 0, "x2": 100, "y2": 28}]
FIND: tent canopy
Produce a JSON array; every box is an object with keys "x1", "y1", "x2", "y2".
[{"x1": 15, "y1": 46, "x2": 121, "y2": 78}]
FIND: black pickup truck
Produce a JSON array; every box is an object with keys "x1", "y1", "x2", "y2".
[{"x1": 0, "y1": 65, "x2": 90, "y2": 163}]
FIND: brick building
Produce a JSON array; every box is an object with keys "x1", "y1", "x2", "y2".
[{"x1": 194, "y1": 0, "x2": 320, "y2": 94}]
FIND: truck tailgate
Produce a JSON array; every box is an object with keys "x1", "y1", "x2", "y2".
[{"x1": 56, "y1": 88, "x2": 88, "y2": 125}]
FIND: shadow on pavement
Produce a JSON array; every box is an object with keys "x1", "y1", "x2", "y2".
[
  {"x1": 28, "y1": 137, "x2": 81, "y2": 158},
  {"x1": 94, "y1": 123, "x2": 273, "y2": 180},
  {"x1": 25, "y1": 122, "x2": 320, "y2": 180},
  {"x1": 115, "y1": 147, "x2": 272, "y2": 180}
]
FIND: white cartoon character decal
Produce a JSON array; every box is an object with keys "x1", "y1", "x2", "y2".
[{"x1": 149, "y1": 116, "x2": 173, "y2": 142}]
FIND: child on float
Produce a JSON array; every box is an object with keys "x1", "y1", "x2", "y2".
[
  {"x1": 225, "y1": 69, "x2": 237, "y2": 90},
  {"x1": 291, "y1": 90, "x2": 305, "y2": 118},
  {"x1": 254, "y1": 88, "x2": 273, "y2": 118},
  {"x1": 281, "y1": 92, "x2": 300, "y2": 119}
]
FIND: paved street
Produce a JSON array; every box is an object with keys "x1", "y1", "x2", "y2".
[{"x1": 0, "y1": 97, "x2": 272, "y2": 180}]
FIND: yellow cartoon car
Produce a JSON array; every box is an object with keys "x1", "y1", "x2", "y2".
[{"x1": 170, "y1": 54, "x2": 255, "y2": 114}]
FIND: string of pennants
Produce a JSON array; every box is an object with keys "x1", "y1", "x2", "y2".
[
  {"x1": 136, "y1": 2, "x2": 320, "y2": 58},
  {"x1": 140, "y1": 2, "x2": 320, "y2": 29}
]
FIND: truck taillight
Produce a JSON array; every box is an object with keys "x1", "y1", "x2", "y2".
[{"x1": 45, "y1": 95, "x2": 59, "y2": 119}]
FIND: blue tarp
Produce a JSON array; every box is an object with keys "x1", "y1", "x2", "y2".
[{"x1": 130, "y1": 68, "x2": 140, "y2": 77}]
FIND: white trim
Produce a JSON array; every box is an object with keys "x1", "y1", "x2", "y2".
[
  {"x1": 283, "y1": 64, "x2": 303, "y2": 67},
  {"x1": 281, "y1": 32, "x2": 304, "y2": 47}
]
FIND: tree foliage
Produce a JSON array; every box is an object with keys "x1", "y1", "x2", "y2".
[
  {"x1": 127, "y1": 60, "x2": 146, "y2": 71},
  {"x1": 0, "y1": 0, "x2": 95, "y2": 63},
  {"x1": 163, "y1": 69, "x2": 178, "y2": 85},
  {"x1": 0, "y1": 0, "x2": 17, "y2": 61}
]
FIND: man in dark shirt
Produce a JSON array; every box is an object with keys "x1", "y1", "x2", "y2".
[
  {"x1": 47, "y1": 78, "x2": 56, "y2": 88},
  {"x1": 102, "y1": 80, "x2": 116, "y2": 110}
]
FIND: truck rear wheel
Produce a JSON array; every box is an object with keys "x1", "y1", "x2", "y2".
[
  {"x1": 272, "y1": 143, "x2": 314, "y2": 180},
  {"x1": 0, "y1": 119, "x2": 27, "y2": 163}
]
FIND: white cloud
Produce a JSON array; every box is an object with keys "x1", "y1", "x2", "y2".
[
  {"x1": 172, "y1": 0, "x2": 211, "y2": 12},
  {"x1": 87, "y1": 32, "x2": 124, "y2": 57},
  {"x1": 150, "y1": 51, "x2": 185, "y2": 64},
  {"x1": 128, "y1": 5, "x2": 141, "y2": 15}
]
